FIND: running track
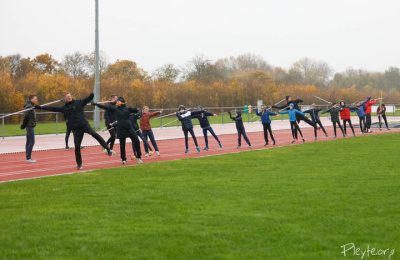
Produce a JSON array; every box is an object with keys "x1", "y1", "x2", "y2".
[{"x1": 0, "y1": 126, "x2": 398, "y2": 183}]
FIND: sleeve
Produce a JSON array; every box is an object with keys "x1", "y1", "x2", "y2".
[
  {"x1": 272, "y1": 103, "x2": 288, "y2": 109},
  {"x1": 278, "y1": 111, "x2": 289, "y2": 115},
  {"x1": 80, "y1": 93, "x2": 94, "y2": 107},
  {"x1": 190, "y1": 110, "x2": 204, "y2": 116},
  {"x1": 256, "y1": 108, "x2": 261, "y2": 116},
  {"x1": 295, "y1": 110, "x2": 305, "y2": 116},
  {"x1": 176, "y1": 112, "x2": 183, "y2": 121},
  {"x1": 206, "y1": 112, "x2": 214, "y2": 117},
  {"x1": 149, "y1": 111, "x2": 161, "y2": 118},
  {"x1": 41, "y1": 105, "x2": 65, "y2": 112},
  {"x1": 292, "y1": 99, "x2": 303, "y2": 104},
  {"x1": 129, "y1": 107, "x2": 140, "y2": 113},
  {"x1": 316, "y1": 108, "x2": 322, "y2": 112},
  {"x1": 302, "y1": 109, "x2": 311, "y2": 114},
  {"x1": 267, "y1": 110, "x2": 277, "y2": 116},
  {"x1": 228, "y1": 112, "x2": 236, "y2": 121},
  {"x1": 95, "y1": 103, "x2": 110, "y2": 110},
  {"x1": 137, "y1": 110, "x2": 143, "y2": 119},
  {"x1": 348, "y1": 106, "x2": 358, "y2": 110}
]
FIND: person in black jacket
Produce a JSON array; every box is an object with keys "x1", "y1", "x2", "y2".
[
  {"x1": 303, "y1": 103, "x2": 328, "y2": 140},
  {"x1": 272, "y1": 95, "x2": 316, "y2": 128},
  {"x1": 176, "y1": 105, "x2": 203, "y2": 153},
  {"x1": 192, "y1": 105, "x2": 222, "y2": 151},
  {"x1": 21, "y1": 94, "x2": 38, "y2": 163},
  {"x1": 102, "y1": 94, "x2": 118, "y2": 154},
  {"x1": 129, "y1": 110, "x2": 153, "y2": 158},
  {"x1": 36, "y1": 92, "x2": 113, "y2": 169},
  {"x1": 93, "y1": 97, "x2": 143, "y2": 165},
  {"x1": 65, "y1": 112, "x2": 85, "y2": 150},
  {"x1": 228, "y1": 111, "x2": 251, "y2": 148}
]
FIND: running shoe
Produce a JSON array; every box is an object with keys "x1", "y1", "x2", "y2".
[
  {"x1": 249, "y1": 145, "x2": 252, "y2": 148},
  {"x1": 302, "y1": 138, "x2": 305, "y2": 142},
  {"x1": 237, "y1": 146, "x2": 241, "y2": 148},
  {"x1": 264, "y1": 143, "x2": 269, "y2": 146},
  {"x1": 65, "y1": 147, "x2": 72, "y2": 150},
  {"x1": 136, "y1": 158, "x2": 143, "y2": 164},
  {"x1": 156, "y1": 151, "x2": 160, "y2": 156},
  {"x1": 185, "y1": 149, "x2": 189, "y2": 153},
  {"x1": 196, "y1": 147, "x2": 200, "y2": 152},
  {"x1": 315, "y1": 137, "x2": 317, "y2": 141},
  {"x1": 26, "y1": 159, "x2": 36, "y2": 163},
  {"x1": 122, "y1": 160, "x2": 126, "y2": 164},
  {"x1": 219, "y1": 143, "x2": 223, "y2": 148},
  {"x1": 273, "y1": 140, "x2": 276, "y2": 145},
  {"x1": 76, "y1": 165, "x2": 83, "y2": 170},
  {"x1": 111, "y1": 150, "x2": 117, "y2": 155},
  {"x1": 326, "y1": 134, "x2": 328, "y2": 137},
  {"x1": 102, "y1": 148, "x2": 107, "y2": 153},
  {"x1": 343, "y1": 134, "x2": 346, "y2": 137},
  {"x1": 145, "y1": 153, "x2": 150, "y2": 158},
  {"x1": 203, "y1": 147, "x2": 209, "y2": 151}
]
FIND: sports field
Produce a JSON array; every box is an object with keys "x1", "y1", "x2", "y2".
[{"x1": 0, "y1": 132, "x2": 398, "y2": 259}]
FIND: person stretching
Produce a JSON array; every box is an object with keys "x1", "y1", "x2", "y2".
[
  {"x1": 37, "y1": 92, "x2": 112, "y2": 169},
  {"x1": 176, "y1": 105, "x2": 203, "y2": 153},
  {"x1": 192, "y1": 105, "x2": 222, "y2": 151},
  {"x1": 93, "y1": 97, "x2": 143, "y2": 165},
  {"x1": 278, "y1": 103, "x2": 306, "y2": 143},
  {"x1": 140, "y1": 106, "x2": 162, "y2": 156},
  {"x1": 302, "y1": 103, "x2": 328, "y2": 140},
  {"x1": 377, "y1": 104, "x2": 390, "y2": 130},
  {"x1": 256, "y1": 105, "x2": 278, "y2": 145},
  {"x1": 228, "y1": 111, "x2": 252, "y2": 148},
  {"x1": 339, "y1": 100, "x2": 358, "y2": 137},
  {"x1": 130, "y1": 110, "x2": 154, "y2": 158},
  {"x1": 321, "y1": 103, "x2": 345, "y2": 138},
  {"x1": 351, "y1": 102, "x2": 367, "y2": 135}
]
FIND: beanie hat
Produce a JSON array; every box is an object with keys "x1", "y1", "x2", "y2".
[
  {"x1": 178, "y1": 105, "x2": 185, "y2": 111},
  {"x1": 117, "y1": 97, "x2": 125, "y2": 103},
  {"x1": 289, "y1": 103, "x2": 294, "y2": 107},
  {"x1": 286, "y1": 95, "x2": 291, "y2": 101},
  {"x1": 198, "y1": 105, "x2": 203, "y2": 110}
]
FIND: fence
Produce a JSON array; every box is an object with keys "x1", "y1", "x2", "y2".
[{"x1": 1, "y1": 104, "x2": 399, "y2": 139}]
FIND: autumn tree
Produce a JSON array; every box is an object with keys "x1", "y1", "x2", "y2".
[
  {"x1": 32, "y1": 54, "x2": 60, "y2": 74},
  {"x1": 61, "y1": 52, "x2": 89, "y2": 79}
]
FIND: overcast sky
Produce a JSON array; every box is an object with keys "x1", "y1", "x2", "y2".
[{"x1": 1, "y1": 0, "x2": 399, "y2": 74}]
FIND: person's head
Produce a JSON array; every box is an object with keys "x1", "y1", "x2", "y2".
[
  {"x1": 197, "y1": 105, "x2": 203, "y2": 110},
  {"x1": 178, "y1": 105, "x2": 185, "y2": 113},
  {"x1": 261, "y1": 105, "x2": 266, "y2": 111},
  {"x1": 29, "y1": 95, "x2": 38, "y2": 105},
  {"x1": 236, "y1": 111, "x2": 242, "y2": 117},
  {"x1": 116, "y1": 97, "x2": 125, "y2": 106},
  {"x1": 289, "y1": 103, "x2": 294, "y2": 109},
  {"x1": 311, "y1": 103, "x2": 316, "y2": 109},
  {"x1": 332, "y1": 103, "x2": 337, "y2": 108},
  {"x1": 381, "y1": 104, "x2": 386, "y2": 108},
  {"x1": 340, "y1": 100, "x2": 345, "y2": 106},
  {"x1": 110, "y1": 94, "x2": 118, "y2": 102},
  {"x1": 286, "y1": 95, "x2": 292, "y2": 102},
  {"x1": 65, "y1": 92, "x2": 72, "y2": 102},
  {"x1": 356, "y1": 102, "x2": 361, "y2": 107},
  {"x1": 142, "y1": 106, "x2": 149, "y2": 112}
]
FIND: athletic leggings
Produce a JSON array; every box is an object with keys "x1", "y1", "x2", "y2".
[
  {"x1": 106, "y1": 126, "x2": 116, "y2": 150},
  {"x1": 333, "y1": 121, "x2": 344, "y2": 136},
  {"x1": 237, "y1": 129, "x2": 251, "y2": 146},
  {"x1": 296, "y1": 114, "x2": 316, "y2": 127},
  {"x1": 119, "y1": 133, "x2": 141, "y2": 161},
  {"x1": 359, "y1": 116, "x2": 367, "y2": 133},
  {"x1": 142, "y1": 129, "x2": 159, "y2": 152},
  {"x1": 313, "y1": 119, "x2": 327, "y2": 137},
  {"x1": 262, "y1": 124, "x2": 275, "y2": 143},
  {"x1": 203, "y1": 126, "x2": 220, "y2": 148},
  {"x1": 290, "y1": 121, "x2": 303, "y2": 140},
  {"x1": 343, "y1": 119, "x2": 355, "y2": 135},
  {"x1": 365, "y1": 114, "x2": 372, "y2": 130},
  {"x1": 184, "y1": 128, "x2": 198, "y2": 149},
  {"x1": 133, "y1": 130, "x2": 152, "y2": 156},
  {"x1": 378, "y1": 114, "x2": 389, "y2": 129},
  {"x1": 73, "y1": 124, "x2": 109, "y2": 166}
]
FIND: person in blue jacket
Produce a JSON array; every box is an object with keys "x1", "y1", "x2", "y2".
[
  {"x1": 192, "y1": 105, "x2": 223, "y2": 151},
  {"x1": 278, "y1": 103, "x2": 306, "y2": 143},
  {"x1": 228, "y1": 111, "x2": 252, "y2": 149},
  {"x1": 256, "y1": 105, "x2": 278, "y2": 146},
  {"x1": 303, "y1": 103, "x2": 328, "y2": 140},
  {"x1": 351, "y1": 102, "x2": 367, "y2": 134}
]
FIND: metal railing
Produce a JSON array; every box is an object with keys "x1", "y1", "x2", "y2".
[{"x1": 1, "y1": 104, "x2": 399, "y2": 139}]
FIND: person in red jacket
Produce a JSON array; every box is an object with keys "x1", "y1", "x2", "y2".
[
  {"x1": 363, "y1": 96, "x2": 377, "y2": 133},
  {"x1": 339, "y1": 101, "x2": 358, "y2": 137},
  {"x1": 139, "y1": 106, "x2": 163, "y2": 157}
]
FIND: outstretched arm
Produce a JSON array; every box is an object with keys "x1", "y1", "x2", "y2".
[
  {"x1": 40, "y1": 105, "x2": 65, "y2": 113},
  {"x1": 81, "y1": 93, "x2": 95, "y2": 107},
  {"x1": 228, "y1": 112, "x2": 236, "y2": 121},
  {"x1": 176, "y1": 112, "x2": 183, "y2": 121},
  {"x1": 272, "y1": 103, "x2": 289, "y2": 109},
  {"x1": 278, "y1": 110, "x2": 289, "y2": 115},
  {"x1": 129, "y1": 107, "x2": 140, "y2": 114}
]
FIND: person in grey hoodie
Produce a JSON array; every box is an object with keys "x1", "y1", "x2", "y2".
[{"x1": 21, "y1": 95, "x2": 39, "y2": 163}]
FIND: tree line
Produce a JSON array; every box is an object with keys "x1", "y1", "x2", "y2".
[{"x1": 1, "y1": 52, "x2": 399, "y2": 122}]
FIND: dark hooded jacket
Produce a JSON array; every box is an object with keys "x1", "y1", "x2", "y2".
[
  {"x1": 96, "y1": 103, "x2": 140, "y2": 139},
  {"x1": 191, "y1": 111, "x2": 214, "y2": 128},
  {"x1": 303, "y1": 108, "x2": 322, "y2": 122},
  {"x1": 176, "y1": 110, "x2": 204, "y2": 131},
  {"x1": 22, "y1": 100, "x2": 36, "y2": 128},
  {"x1": 104, "y1": 101, "x2": 117, "y2": 124},
  {"x1": 272, "y1": 98, "x2": 303, "y2": 111},
  {"x1": 129, "y1": 110, "x2": 142, "y2": 132},
  {"x1": 40, "y1": 93, "x2": 93, "y2": 130},
  {"x1": 321, "y1": 106, "x2": 342, "y2": 123},
  {"x1": 229, "y1": 111, "x2": 245, "y2": 130}
]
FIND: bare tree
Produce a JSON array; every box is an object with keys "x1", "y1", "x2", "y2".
[
  {"x1": 86, "y1": 50, "x2": 109, "y2": 76},
  {"x1": 61, "y1": 52, "x2": 89, "y2": 79},
  {"x1": 153, "y1": 64, "x2": 180, "y2": 82},
  {"x1": 6, "y1": 54, "x2": 22, "y2": 76},
  {"x1": 235, "y1": 53, "x2": 272, "y2": 73}
]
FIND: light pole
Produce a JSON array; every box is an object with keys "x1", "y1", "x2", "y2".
[{"x1": 93, "y1": 0, "x2": 100, "y2": 128}]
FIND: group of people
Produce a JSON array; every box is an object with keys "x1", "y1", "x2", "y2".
[{"x1": 20, "y1": 93, "x2": 391, "y2": 169}]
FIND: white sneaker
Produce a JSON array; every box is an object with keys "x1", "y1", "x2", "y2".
[
  {"x1": 144, "y1": 153, "x2": 150, "y2": 158},
  {"x1": 136, "y1": 158, "x2": 143, "y2": 164},
  {"x1": 26, "y1": 159, "x2": 36, "y2": 163},
  {"x1": 156, "y1": 151, "x2": 160, "y2": 156},
  {"x1": 122, "y1": 160, "x2": 126, "y2": 164}
]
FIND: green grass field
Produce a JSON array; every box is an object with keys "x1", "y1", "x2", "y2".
[{"x1": 0, "y1": 133, "x2": 399, "y2": 259}]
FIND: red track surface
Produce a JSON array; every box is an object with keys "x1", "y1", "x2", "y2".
[{"x1": 0, "y1": 127, "x2": 398, "y2": 183}]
